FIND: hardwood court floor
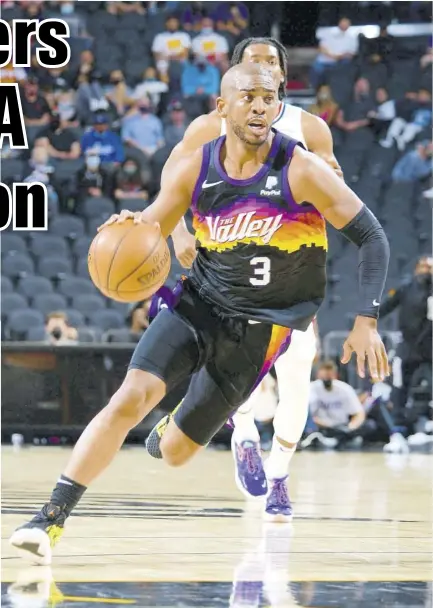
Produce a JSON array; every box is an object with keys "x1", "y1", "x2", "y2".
[{"x1": 1, "y1": 447, "x2": 432, "y2": 607}]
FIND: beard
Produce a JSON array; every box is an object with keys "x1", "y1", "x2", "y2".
[{"x1": 228, "y1": 117, "x2": 269, "y2": 146}]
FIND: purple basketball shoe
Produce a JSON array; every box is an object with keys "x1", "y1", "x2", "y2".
[
  {"x1": 231, "y1": 434, "x2": 268, "y2": 499},
  {"x1": 264, "y1": 476, "x2": 293, "y2": 522}
]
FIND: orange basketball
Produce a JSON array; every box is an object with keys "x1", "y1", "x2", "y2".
[{"x1": 88, "y1": 220, "x2": 171, "y2": 302}]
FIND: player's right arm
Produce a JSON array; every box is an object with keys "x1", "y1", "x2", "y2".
[
  {"x1": 162, "y1": 111, "x2": 221, "y2": 268},
  {"x1": 100, "y1": 149, "x2": 203, "y2": 240}
]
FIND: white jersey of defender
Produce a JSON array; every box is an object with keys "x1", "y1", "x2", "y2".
[{"x1": 220, "y1": 102, "x2": 307, "y2": 147}]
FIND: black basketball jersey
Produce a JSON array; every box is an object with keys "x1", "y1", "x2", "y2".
[{"x1": 188, "y1": 131, "x2": 328, "y2": 330}]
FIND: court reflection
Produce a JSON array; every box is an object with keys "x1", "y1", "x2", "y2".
[{"x1": 2, "y1": 521, "x2": 431, "y2": 608}]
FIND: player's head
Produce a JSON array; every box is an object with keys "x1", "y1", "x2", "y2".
[
  {"x1": 217, "y1": 64, "x2": 279, "y2": 147},
  {"x1": 231, "y1": 37, "x2": 288, "y2": 100},
  {"x1": 415, "y1": 255, "x2": 433, "y2": 277}
]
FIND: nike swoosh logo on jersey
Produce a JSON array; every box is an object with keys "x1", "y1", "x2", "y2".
[
  {"x1": 202, "y1": 180, "x2": 224, "y2": 189},
  {"x1": 373, "y1": 300, "x2": 380, "y2": 306}
]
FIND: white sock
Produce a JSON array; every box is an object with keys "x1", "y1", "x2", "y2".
[
  {"x1": 232, "y1": 408, "x2": 260, "y2": 443},
  {"x1": 265, "y1": 435, "x2": 296, "y2": 480}
]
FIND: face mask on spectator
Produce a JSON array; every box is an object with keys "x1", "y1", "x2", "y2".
[
  {"x1": 124, "y1": 163, "x2": 138, "y2": 175},
  {"x1": 58, "y1": 103, "x2": 75, "y2": 120},
  {"x1": 138, "y1": 105, "x2": 151, "y2": 114},
  {"x1": 61, "y1": 3, "x2": 74, "y2": 14},
  {"x1": 87, "y1": 156, "x2": 100, "y2": 170},
  {"x1": 201, "y1": 27, "x2": 213, "y2": 34},
  {"x1": 318, "y1": 92, "x2": 329, "y2": 101},
  {"x1": 322, "y1": 379, "x2": 333, "y2": 390}
]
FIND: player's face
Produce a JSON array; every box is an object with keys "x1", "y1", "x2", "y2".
[
  {"x1": 241, "y1": 44, "x2": 284, "y2": 90},
  {"x1": 223, "y1": 74, "x2": 279, "y2": 146}
]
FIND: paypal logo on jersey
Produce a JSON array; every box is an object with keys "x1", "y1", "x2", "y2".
[
  {"x1": 260, "y1": 175, "x2": 281, "y2": 197},
  {"x1": 206, "y1": 211, "x2": 283, "y2": 244}
]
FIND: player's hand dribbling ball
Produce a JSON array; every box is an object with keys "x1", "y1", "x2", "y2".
[{"x1": 88, "y1": 211, "x2": 171, "y2": 303}]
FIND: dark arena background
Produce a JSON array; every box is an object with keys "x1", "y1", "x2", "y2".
[{"x1": 1, "y1": 1, "x2": 432, "y2": 607}]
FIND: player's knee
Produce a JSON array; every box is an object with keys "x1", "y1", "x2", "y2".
[
  {"x1": 160, "y1": 427, "x2": 199, "y2": 467},
  {"x1": 107, "y1": 369, "x2": 165, "y2": 427}
]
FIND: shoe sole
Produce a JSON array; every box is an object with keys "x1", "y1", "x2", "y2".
[
  {"x1": 231, "y1": 434, "x2": 268, "y2": 500},
  {"x1": 263, "y1": 511, "x2": 293, "y2": 523},
  {"x1": 10, "y1": 528, "x2": 52, "y2": 566}
]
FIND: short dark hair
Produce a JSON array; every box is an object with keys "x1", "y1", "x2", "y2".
[
  {"x1": 230, "y1": 37, "x2": 288, "y2": 100},
  {"x1": 319, "y1": 359, "x2": 338, "y2": 372}
]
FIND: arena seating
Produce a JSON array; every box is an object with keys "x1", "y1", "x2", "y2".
[{"x1": 1, "y1": 2, "x2": 431, "y2": 341}]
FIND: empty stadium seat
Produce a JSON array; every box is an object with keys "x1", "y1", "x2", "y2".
[
  {"x1": 72, "y1": 294, "x2": 106, "y2": 317},
  {"x1": 64, "y1": 309, "x2": 86, "y2": 328},
  {"x1": 2, "y1": 293, "x2": 28, "y2": 320},
  {"x1": 102, "y1": 328, "x2": 135, "y2": 343},
  {"x1": 81, "y1": 197, "x2": 116, "y2": 219},
  {"x1": 33, "y1": 293, "x2": 68, "y2": 316},
  {"x1": 72, "y1": 236, "x2": 92, "y2": 259},
  {"x1": 26, "y1": 326, "x2": 47, "y2": 342},
  {"x1": 28, "y1": 234, "x2": 70, "y2": 259},
  {"x1": 6, "y1": 309, "x2": 45, "y2": 341},
  {"x1": 38, "y1": 257, "x2": 73, "y2": 279},
  {"x1": 76, "y1": 256, "x2": 91, "y2": 278},
  {"x1": 118, "y1": 198, "x2": 148, "y2": 213},
  {"x1": 1, "y1": 275, "x2": 13, "y2": 293},
  {"x1": 1, "y1": 159, "x2": 25, "y2": 183},
  {"x1": 2, "y1": 252, "x2": 35, "y2": 278},
  {"x1": 50, "y1": 215, "x2": 85, "y2": 239},
  {"x1": 1, "y1": 234, "x2": 27, "y2": 255},
  {"x1": 57, "y1": 276, "x2": 97, "y2": 299},
  {"x1": 88, "y1": 309, "x2": 125, "y2": 332},
  {"x1": 16, "y1": 276, "x2": 54, "y2": 298}
]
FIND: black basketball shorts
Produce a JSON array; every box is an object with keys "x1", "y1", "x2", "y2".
[{"x1": 129, "y1": 282, "x2": 293, "y2": 445}]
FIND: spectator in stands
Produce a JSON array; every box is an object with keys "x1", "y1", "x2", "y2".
[
  {"x1": 420, "y1": 45, "x2": 433, "y2": 70},
  {"x1": 56, "y1": 90, "x2": 79, "y2": 128},
  {"x1": 104, "y1": 70, "x2": 134, "y2": 117},
  {"x1": 308, "y1": 85, "x2": 339, "y2": 126},
  {"x1": 45, "y1": 312, "x2": 78, "y2": 345},
  {"x1": 359, "y1": 24, "x2": 393, "y2": 67},
  {"x1": 335, "y1": 77, "x2": 374, "y2": 133},
  {"x1": 367, "y1": 87, "x2": 394, "y2": 135},
  {"x1": 310, "y1": 17, "x2": 359, "y2": 87},
  {"x1": 56, "y1": 0, "x2": 87, "y2": 37},
  {"x1": 20, "y1": 76, "x2": 51, "y2": 126},
  {"x1": 114, "y1": 159, "x2": 149, "y2": 203},
  {"x1": 214, "y1": 2, "x2": 250, "y2": 38},
  {"x1": 380, "y1": 256, "x2": 433, "y2": 453},
  {"x1": 73, "y1": 50, "x2": 96, "y2": 87},
  {"x1": 302, "y1": 360, "x2": 367, "y2": 449},
  {"x1": 181, "y1": 2, "x2": 208, "y2": 33},
  {"x1": 164, "y1": 100, "x2": 189, "y2": 149},
  {"x1": 24, "y1": 145, "x2": 59, "y2": 215},
  {"x1": 0, "y1": 61, "x2": 27, "y2": 84},
  {"x1": 391, "y1": 141, "x2": 433, "y2": 183},
  {"x1": 381, "y1": 88, "x2": 432, "y2": 151},
  {"x1": 23, "y1": 0, "x2": 45, "y2": 20},
  {"x1": 76, "y1": 70, "x2": 115, "y2": 126},
  {"x1": 121, "y1": 96, "x2": 164, "y2": 159},
  {"x1": 76, "y1": 151, "x2": 111, "y2": 203},
  {"x1": 81, "y1": 113, "x2": 124, "y2": 165},
  {"x1": 133, "y1": 67, "x2": 169, "y2": 113},
  {"x1": 125, "y1": 300, "x2": 152, "y2": 343},
  {"x1": 152, "y1": 15, "x2": 191, "y2": 75},
  {"x1": 192, "y1": 17, "x2": 230, "y2": 72},
  {"x1": 36, "y1": 112, "x2": 80, "y2": 161},
  {"x1": 181, "y1": 54, "x2": 220, "y2": 112}
]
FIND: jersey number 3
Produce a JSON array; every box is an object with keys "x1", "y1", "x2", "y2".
[{"x1": 250, "y1": 257, "x2": 271, "y2": 286}]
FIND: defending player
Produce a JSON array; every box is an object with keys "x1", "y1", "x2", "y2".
[
  {"x1": 148, "y1": 37, "x2": 342, "y2": 521},
  {"x1": 10, "y1": 64, "x2": 389, "y2": 565}
]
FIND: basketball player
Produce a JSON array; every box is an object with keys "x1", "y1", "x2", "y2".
[
  {"x1": 10, "y1": 64, "x2": 390, "y2": 565},
  {"x1": 147, "y1": 37, "x2": 342, "y2": 521}
]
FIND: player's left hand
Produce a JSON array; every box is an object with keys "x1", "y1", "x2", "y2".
[{"x1": 341, "y1": 316, "x2": 389, "y2": 381}]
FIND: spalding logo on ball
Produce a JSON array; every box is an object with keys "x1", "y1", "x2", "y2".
[{"x1": 88, "y1": 219, "x2": 171, "y2": 302}]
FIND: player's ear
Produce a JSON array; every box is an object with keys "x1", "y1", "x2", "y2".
[{"x1": 216, "y1": 97, "x2": 228, "y2": 119}]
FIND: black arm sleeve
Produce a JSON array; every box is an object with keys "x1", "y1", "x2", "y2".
[{"x1": 338, "y1": 205, "x2": 390, "y2": 319}]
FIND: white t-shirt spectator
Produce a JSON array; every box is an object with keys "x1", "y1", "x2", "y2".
[
  {"x1": 152, "y1": 31, "x2": 191, "y2": 58},
  {"x1": 192, "y1": 32, "x2": 229, "y2": 59},
  {"x1": 309, "y1": 379, "x2": 363, "y2": 427},
  {"x1": 318, "y1": 29, "x2": 359, "y2": 64}
]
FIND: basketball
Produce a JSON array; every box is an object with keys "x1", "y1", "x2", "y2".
[{"x1": 87, "y1": 220, "x2": 171, "y2": 302}]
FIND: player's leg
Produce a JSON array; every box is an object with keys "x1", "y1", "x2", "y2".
[
  {"x1": 264, "y1": 323, "x2": 317, "y2": 522},
  {"x1": 9, "y1": 308, "x2": 201, "y2": 565}
]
